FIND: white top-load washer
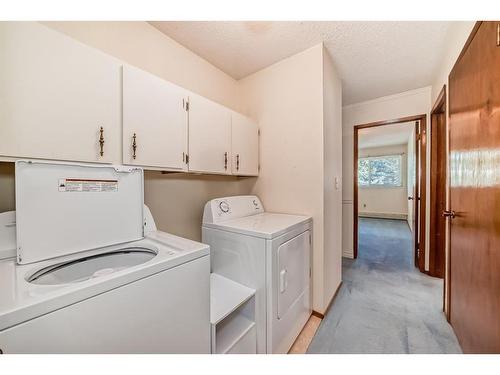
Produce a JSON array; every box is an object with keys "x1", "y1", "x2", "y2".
[
  {"x1": 202, "y1": 195, "x2": 312, "y2": 354},
  {"x1": 0, "y1": 160, "x2": 210, "y2": 354}
]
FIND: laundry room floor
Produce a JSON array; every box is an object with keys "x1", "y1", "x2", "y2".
[{"x1": 307, "y1": 218, "x2": 462, "y2": 354}]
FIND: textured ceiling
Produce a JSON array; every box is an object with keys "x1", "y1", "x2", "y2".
[
  {"x1": 150, "y1": 21, "x2": 454, "y2": 105},
  {"x1": 359, "y1": 122, "x2": 414, "y2": 149}
]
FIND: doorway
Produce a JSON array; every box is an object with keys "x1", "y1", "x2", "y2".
[{"x1": 353, "y1": 115, "x2": 427, "y2": 272}]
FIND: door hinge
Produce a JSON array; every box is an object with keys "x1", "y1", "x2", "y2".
[
  {"x1": 183, "y1": 99, "x2": 189, "y2": 111},
  {"x1": 185, "y1": 154, "x2": 189, "y2": 164},
  {"x1": 185, "y1": 101, "x2": 189, "y2": 111},
  {"x1": 258, "y1": 129, "x2": 261, "y2": 136}
]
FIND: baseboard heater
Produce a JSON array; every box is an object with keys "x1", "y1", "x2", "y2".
[{"x1": 358, "y1": 212, "x2": 407, "y2": 220}]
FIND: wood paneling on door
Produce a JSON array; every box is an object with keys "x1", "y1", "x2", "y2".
[
  {"x1": 429, "y1": 87, "x2": 447, "y2": 278},
  {"x1": 448, "y1": 21, "x2": 500, "y2": 353}
]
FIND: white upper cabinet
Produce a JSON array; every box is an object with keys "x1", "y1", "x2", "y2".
[
  {"x1": 231, "y1": 112, "x2": 259, "y2": 176},
  {"x1": 122, "y1": 65, "x2": 188, "y2": 170},
  {"x1": 0, "y1": 22, "x2": 121, "y2": 163},
  {"x1": 188, "y1": 94, "x2": 231, "y2": 174}
]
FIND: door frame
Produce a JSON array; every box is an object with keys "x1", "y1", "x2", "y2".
[
  {"x1": 429, "y1": 85, "x2": 447, "y2": 279},
  {"x1": 353, "y1": 114, "x2": 427, "y2": 272}
]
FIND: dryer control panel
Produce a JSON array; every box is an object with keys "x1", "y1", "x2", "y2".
[{"x1": 202, "y1": 195, "x2": 264, "y2": 224}]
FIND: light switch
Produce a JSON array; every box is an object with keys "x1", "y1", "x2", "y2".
[{"x1": 334, "y1": 176, "x2": 340, "y2": 190}]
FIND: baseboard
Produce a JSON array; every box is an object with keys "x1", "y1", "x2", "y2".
[
  {"x1": 359, "y1": 212, "x2": 407, "y2": 220},
  {"x1": 311, "y1": 310, "x2": 324, "y2": 319},
  {"x1": 311, "y1": 281, "x2": 343, "y2": 319},
  {"x1": 342, "y1": 249, "x2": 354, "y2": 259}
]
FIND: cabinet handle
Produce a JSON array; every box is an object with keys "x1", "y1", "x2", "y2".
[
  {"x1": 224, "y1": 152, "x2": 228, "y2": 170},
  {"x1": 99, "y1": 126, "x2": 105, "y2": 157},
  {"x1": 132, "y1": 133, "x2": 137, "y2": 160},
  {"x1": 236, "y1": 154, "x2": 240, "y2": 171}
]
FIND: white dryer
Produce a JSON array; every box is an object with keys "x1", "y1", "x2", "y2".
[
  {"x1": 202, "y1": 195, "x2": 312, "y2": 354},
  {"x1": 0, "y1": 160, "x2": 210, "y2": 353}
]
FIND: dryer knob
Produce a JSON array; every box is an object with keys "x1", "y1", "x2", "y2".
[{"x1": 219, "y1": 201, "x2": 230, "y2": 213}]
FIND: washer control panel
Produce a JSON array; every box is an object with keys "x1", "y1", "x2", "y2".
[{"x1": 203, "y1": 195, "x2": 264, "y2": 224}]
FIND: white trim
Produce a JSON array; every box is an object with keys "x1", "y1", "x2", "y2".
[{"x1": 342, "y1": 249, "x2": 354, "y2": 259}]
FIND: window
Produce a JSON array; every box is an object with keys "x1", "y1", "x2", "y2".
[{"x1": 358, "y1": 154, "x2": 402, "y2": 187}]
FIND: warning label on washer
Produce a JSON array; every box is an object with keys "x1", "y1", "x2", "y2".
[{"x1": 58, "y1": 178, "x2": 118, "y2": 192}]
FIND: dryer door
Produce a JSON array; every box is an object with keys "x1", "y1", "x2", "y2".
[{"x1": 277, "y1": 230, "x2": 310, "y2": 319}]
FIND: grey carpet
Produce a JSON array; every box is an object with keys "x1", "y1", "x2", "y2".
[{"x1": 307, "y1": 218, "x2": 461, "y2": 354}]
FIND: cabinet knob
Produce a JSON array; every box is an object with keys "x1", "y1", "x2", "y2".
[
  {"x1": 99, "y1": 126, "x2": 105, "y2": 157},
  {"x1": 132, "y1": 133, "x2": 137, "y2": 160},
  {"x1": 224, "y1": 152, "x2": 228, "y2": 170}
]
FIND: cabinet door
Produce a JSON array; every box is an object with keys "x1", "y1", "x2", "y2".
[
  {"x1": 0, "y1": 22, "x2": 121, "y2": 163},
  {"x1": 123, "y1": 65, "x2": 188, "y2": 170},
  {"x1": 231, "y1": 112, "x2": 259, "y2": 176},
  {"x1": 188, "y1": 94, "x2": 231, "y2": 174}
]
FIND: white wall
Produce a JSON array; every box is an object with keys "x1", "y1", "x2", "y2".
[
  {"x1": 358, "y1": 144, "x2": 408, "y2": 219},
  {"x1": 431, "y1": 22, "x2": 476, "y2": 104},
  {"x1": 342, "y1": 86, "x2": 432, "y2": 259},
  {"x1": 322, "y1": 47, "x2": 343, "y2": 311},
  {"x1": 239, "y1": 44, "x2": 343, "y2": 313},
  {"x1": 33, "y1": 22, "x2": 256, "y2": 241},
  {"x1": 239, "y1": 44, "x2": 325, "y2": 311}
]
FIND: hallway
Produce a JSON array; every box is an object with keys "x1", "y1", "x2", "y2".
[{"x1": 307, "y1": 218, "x2": 461, "y2": 353}]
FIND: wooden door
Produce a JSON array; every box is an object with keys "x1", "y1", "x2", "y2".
[
  {"x1": 188, "y1": 94, "x2": 231, "y2": 174},
  {"x1": 122, "y1": 65, "x2": 188, "y2": 170},
  {"x1": 448, "y1": 21, "x2": 500, "y2": 353},
  {"x1": 0, "y1": 22, "x2": 121, "y2": 164},
  {"x1": 414, "y1": 119, "x2": 427, "y2": 272},
  {"x1": 412, "y1": 122, "x2": 420, "y2": 266},
  {"x1": 231, "y1": 112, "x2": 259, "y2": 176},
  {"x1": 429, "y1": 89, "x2": 447, "y2": 278}
]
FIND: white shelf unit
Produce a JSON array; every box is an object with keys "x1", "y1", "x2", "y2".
[{"x1": 210, "y1": 273, "x2": 256, "y2": 354}]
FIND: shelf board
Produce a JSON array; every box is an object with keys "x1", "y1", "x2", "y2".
[
  {"x1": 210, "y1": 273, "x2": 255, "y2": 325},
  {"x1": 215, "y1": 314, "x2": 255, "y2": 354}
]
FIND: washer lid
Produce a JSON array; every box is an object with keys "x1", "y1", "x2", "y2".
[
  {"x1": 204, "y1": 212, "x2": 312, "y2": 239},
  {"x1": 15, "y1": 161, "x2": 144, "y2": 264}
]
